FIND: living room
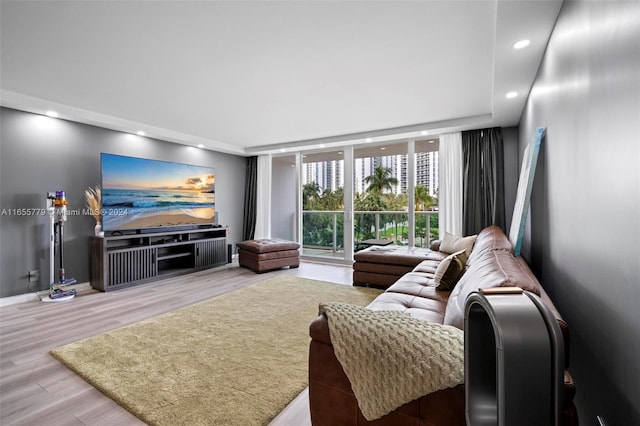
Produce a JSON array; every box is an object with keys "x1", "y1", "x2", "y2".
[{"x1": 1, "y1": 1, "x2": 638, "y2": 425}]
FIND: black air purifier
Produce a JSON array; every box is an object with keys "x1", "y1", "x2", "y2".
[{"x1": 465, "y1": 288, "x2": 564, "y2": 426}]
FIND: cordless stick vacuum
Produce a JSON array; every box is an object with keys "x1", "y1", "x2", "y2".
[{"x1": 44, "y1": 190, "x2": 77, "y2": 302}]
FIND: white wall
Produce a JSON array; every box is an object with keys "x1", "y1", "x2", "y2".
[{"x1": 271, "y1": 155, "x2": 296, "y2": 241}]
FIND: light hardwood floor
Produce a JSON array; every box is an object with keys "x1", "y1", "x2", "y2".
[{"x1": 0, "y1": 260, "x2": 353, "y2": 426}]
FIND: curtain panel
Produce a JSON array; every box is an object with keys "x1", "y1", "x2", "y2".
[
  {"x1": 242, "y1": 156, "x2": 258, "y2": 241},
  {"x1": 438, "y1": 132, "x2": 463, "y2": 237},
  {"x1": 462, "y1": 127, "x2": 506, "y2": 235},
  {"x1": 254, "y1": 154, "x2": 272, "y2": 239}
]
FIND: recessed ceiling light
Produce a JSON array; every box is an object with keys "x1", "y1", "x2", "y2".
[
  {"x1": 513, "y1": 39, "x2": 531, "y2": 49},
  {"x1": 197, "y1": 144, "x2": 205, "y2": 148},
  {"x1": 280, "y1": 148, "x2": 286, "y2": 153},
  {"x1": 365, "y1": 138, "x2": 372, "y2": 143},
  {"x1": 46, "y1": 111, "x2": 59, "y2": 118},
  {"x1": 506, "y1": 91, "x2": 518, "y2": 99},
  {"x1": 380, "y1": 147, "x2": 386, "y2": 151},
  {"x1": 137, "y1": 131, "x2": 146, "y2": 136},
  {"x1": 428, "y1": 140, "x2": 435, "y2": 144},
  {"x1": 338, "y1": 151, "x2": 343, "y2": 155},
  {"x1": 319, "y1": 144, "x2": 325, "y2": 148},
  {"x1": 421, "y1": 131, "x2": 428, "y2": 136}
]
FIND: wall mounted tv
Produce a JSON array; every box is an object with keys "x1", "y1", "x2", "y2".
[{"x1": 101, "y1": 153, "x2": 216, "y2": 232}]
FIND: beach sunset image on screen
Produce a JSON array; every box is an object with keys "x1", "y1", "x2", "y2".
[{"x1": 100, "y1": 154, "x2": 215, "y2": 231}]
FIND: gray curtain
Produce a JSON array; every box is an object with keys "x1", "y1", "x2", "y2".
[
  {"x1": 242, "y1": 156, "x2": 258, "y2": 241},
  {"x1": 462, "y1": 127, "x2": 505, "y2": 235}
]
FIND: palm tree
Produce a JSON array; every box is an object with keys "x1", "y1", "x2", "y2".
[
  {"x1": 414, "y1": 185, "x2": 435, "y2": 211},
  {"x1": 362, "y1": 166, "x2": 399, "y2": 240},
  {"x1": 386, "y1": 193, "x2": 407, "y2": 211},
  {"x1": 364, "y1": 166, "x2": 398, "y2": 195},
  {"x1": 358, "y1": 193, "x2": 387, "y2": 212},
  {"x1": 302, "y1": 182, "x2": 321, "y2": 210},
  {"x1": 330, "y1": 187, "x2": 344, "y2": 210}
]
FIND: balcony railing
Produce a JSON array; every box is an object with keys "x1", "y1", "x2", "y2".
[{"x1": 301, "y1": 210, "x2": 439, "y2": 257}]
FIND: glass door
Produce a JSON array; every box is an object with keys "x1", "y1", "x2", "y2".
[
  {"x1": 354, "y1": 142, "x2": 408, "y2": 249},
  {"x1": 351, "y1": 138, "x2": 440, "y2": 250},
  {"x1": 301, "y1": 150, "x2": 346, "y2": 260},
  {"x1": 414, "y1": 138, "x2": 440, "y2": 248}
]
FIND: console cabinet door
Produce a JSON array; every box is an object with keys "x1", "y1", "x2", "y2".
[
  {"x1": 107, "y1": 247, "x2": 157, "y2": 289},
  {"x1": 194, "y1": 239, "x2": 226, "y2": 268}
]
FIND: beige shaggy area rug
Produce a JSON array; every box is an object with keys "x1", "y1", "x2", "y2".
[{"x1": 50, "y1": 276, "x2": 381, "y2": 426}]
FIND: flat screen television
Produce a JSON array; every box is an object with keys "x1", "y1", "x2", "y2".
[{"x1": 100, "y1": 153, "x2": 216, "y2": 232}]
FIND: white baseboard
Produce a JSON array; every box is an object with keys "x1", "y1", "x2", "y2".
[
  {"x1": 0, "y1": 282, "x2": 91, "y2": 307},
  {"x1": 0, "y1": 292, "x2": 40, "y2": 307}
]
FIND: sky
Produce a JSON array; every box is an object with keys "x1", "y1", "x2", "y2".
[{"x1": 101, "y1": 154, "x2": 215, "y2": 191}]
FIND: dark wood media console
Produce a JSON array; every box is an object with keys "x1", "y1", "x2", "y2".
[{"x1": 90, "y1": 227, "x2": 229, "y2": 291}]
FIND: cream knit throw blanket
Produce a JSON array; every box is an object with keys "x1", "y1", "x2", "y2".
[{"x1": 319, "y1": 302, "x2": 464, "y2": 421}]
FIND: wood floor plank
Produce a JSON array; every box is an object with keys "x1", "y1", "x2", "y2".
[
  {"x1": 74, "y1": 395, "x2": 146, "y2": 426},
  {"x1": 0, "y1": 260, "x2": 351, "y2": 425}
]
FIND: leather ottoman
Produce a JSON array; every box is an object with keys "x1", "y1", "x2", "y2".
[{"x1": 237, "y1": 239, "x2": 300, "y2": 273}]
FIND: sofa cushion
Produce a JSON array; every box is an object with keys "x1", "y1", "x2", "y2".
[
  {"x1": 443, "y1": 249, "x2": 541, "y2": 329},
  {"x1": 411, "y1": 259, "x2": 441, "y2": 275},
  {"x1": 368, "y1": 292, "x2": 447, "y2": 324},
  {"x1": 385, "y1": 272, "x2": 450, "y2": 302},
  {"x1": 236, "y1": 239, "x2": 299, "y2": 254},
  {"x1": 354, "y1": 247, "x2": 435, "y2": 267},
  {"x1": 434, "y1": 250, "x2": 467, "y2": 291},
  {"x1": 466, "y1": 226, "x2": 512, "y2": 267},
  {"x1": 440, "y1": 232, "x2": 477, "y2": 256}
]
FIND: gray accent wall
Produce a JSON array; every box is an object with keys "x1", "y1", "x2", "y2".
[
  {"x1": 502, "y1": 126, "x2": 519, "y2": 234},
  {"x1": 0, "y1": 107, "x2": 247, "y2": 298},
  {"x1": 518, "y1": 1, "x2": 640, "y2": 424}
]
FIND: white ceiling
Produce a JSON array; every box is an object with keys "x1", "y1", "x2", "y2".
[{"x1": 0, "y1": 1, "x2": 562, "y2": 156}]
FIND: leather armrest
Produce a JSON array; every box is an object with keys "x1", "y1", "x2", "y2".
[
  {"x1": 310, "y1": 313, "x2": 332, "y2": 345},
  {"x1": 431, "y1": 240, "x2": 441, "y2": 251}
]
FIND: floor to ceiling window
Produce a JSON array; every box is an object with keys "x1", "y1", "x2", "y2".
[
  {"x1": 414, "y1": 138, "x2": 440, "y2": 247},
  {"x1": 353, "y1": 143, "x2": 409, "y2": 248},
  {"x1": 271, "y1": 137, "x2": 440, "y2": 262},
  {"x1": 353, "y1": 139, "x2": 440, "y2": 250},
  {"x1": 301, "y1": 150, "x2": 346, "y2": 259}
]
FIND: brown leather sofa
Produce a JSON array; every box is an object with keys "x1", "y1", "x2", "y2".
[{"x1": 309, "y1": 226, "x2": 578, "y2": 426}]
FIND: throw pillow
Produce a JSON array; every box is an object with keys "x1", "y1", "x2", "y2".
[
  {"x1": 440, "y1": 232, "x2": 477, "y2": 256},
  {"x1": 434, "y1": 249, "x2": 468, "y2": 291}
]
